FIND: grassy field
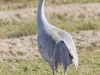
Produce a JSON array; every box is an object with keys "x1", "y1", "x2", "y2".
[
  {"x1": 0, "y1": 46, "x2": 100, "y2": 75},
  {"x1": 0, "y1": 20, "x2": 37, "y2": 38},
  {"x1": 0, "y1": 0, "x2": 100, "y2": 39},
  {"x1": 0, "y1": 0, "x2": 100, "y2": 10},
  {"x1": 0, "y1": 0, "x2": 100, "y2": 75},
  {"x1": 0, "y1": 18, "x2": 100, "y2": 38}
]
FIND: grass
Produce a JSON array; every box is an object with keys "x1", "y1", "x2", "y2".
[
  {"x1": 17, "y1": 51, "x2": 26, "y2": 56},
  {"x1": 0, "y1": 0, "x2": 100, "y2": 10},
  {"x1": 0, "y1": 18, "x2": 100, "y2": 39},
  {"x1": 50, "y1": 18, "x2": 100, "y2": 32},
  {"x1": 0, "y1": 46, "x2": 100, "y2": 75},
  {"x1": 0, "y1": 20, "x2": 37, "y2": 38}
]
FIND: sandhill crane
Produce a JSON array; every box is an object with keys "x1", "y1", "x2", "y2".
[{"x1": 37, "y1": 0, "x2": 78, "y2": 75}]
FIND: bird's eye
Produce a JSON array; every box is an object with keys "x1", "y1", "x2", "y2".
[{"x1": 61, "y1": 41, "x2": 64, "y2": 43}]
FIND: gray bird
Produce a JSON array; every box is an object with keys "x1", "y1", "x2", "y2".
[{"x1": 37, "y1": 0, "x2": 78, "y2": 75}]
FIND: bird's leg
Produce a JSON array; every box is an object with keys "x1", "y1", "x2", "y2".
[
  {"x1": 63, "y1": 66, "x2": 68, "y2": 75},
  {"x1": 64, "y1": 71, "x2": 67, "y2": 75},
  {"x1": 49, "y1": 64, "x2": 56, "y2": 75}
]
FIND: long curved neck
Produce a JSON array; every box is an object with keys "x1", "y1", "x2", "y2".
[{"x1": 37, "y1": 0, "x2": 48, "y2": 33}]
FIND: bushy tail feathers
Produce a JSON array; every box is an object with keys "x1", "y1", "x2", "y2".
[
  {"x1": 53, "y1": 41, "x2": 73, "y2": 70},
  {"x1": 64, "y1": 40, "x2": 78, "y2": 69}
]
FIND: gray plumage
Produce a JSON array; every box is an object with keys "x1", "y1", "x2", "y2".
[{"x1": 37, "y1": 0, "x2": 78, "y2": 75}]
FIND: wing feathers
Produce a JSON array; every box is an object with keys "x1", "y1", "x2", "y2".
[
  {"x1": 64, "y1": 41, "x2": 78, "y2": 68},
  {"x1": 58, "y1": 31, "x2": 78, "y2": 68},
  {"x1": 53, "y1": 40, "x2": 72, "y2": 70}
]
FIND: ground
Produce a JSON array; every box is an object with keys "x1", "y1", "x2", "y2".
[
  {"x1": 0, "y1": 30, "x2": 100, "y2": 61},
  {"x1": 0, "y1": 3, "x2": 100, "y2": 61},
  {"x1": 0, "y1": 3, "x2": 100, "y2": 22},
  {"x1": 0, "y1": 2, "x2": 100, "y2": 75}
]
